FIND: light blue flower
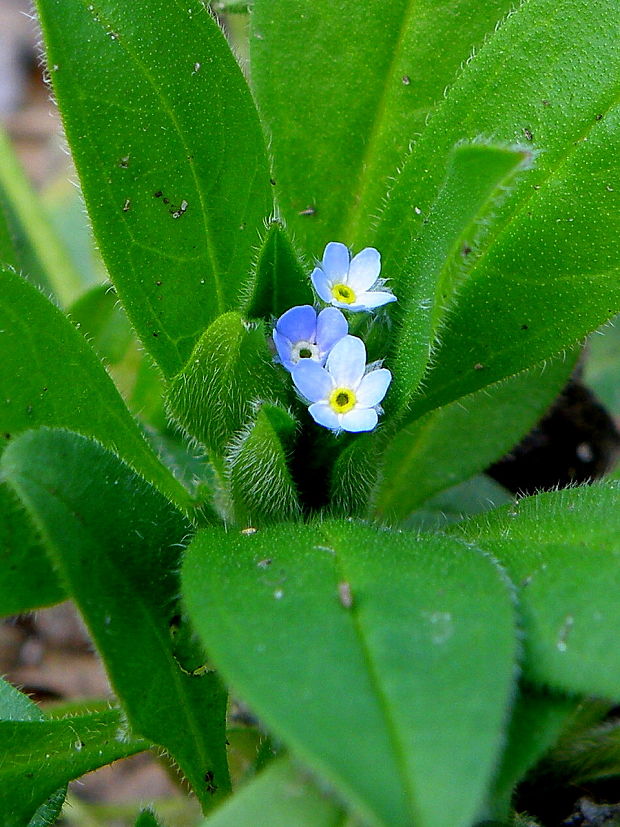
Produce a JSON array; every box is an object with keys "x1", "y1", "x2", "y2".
[
  {"x1": 292, "y1": 334, "x2": 391, "y2": 433},
  {"x1": 311, "y1": 242, "x2": 397, "y2": 312},
  {"x1": 273, "y1": 304, "x2": 348, "y2": 372}
]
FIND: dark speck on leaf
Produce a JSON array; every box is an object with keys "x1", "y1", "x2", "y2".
[
  {"x1": 4, "y1": 433, "x2": 11, "y2": 440},
  {"x1": 542, "y1": 99, "x2": 551, "y2": 107},
  {"x1": 461, "y1": 245, "x2": 472, "y2": 257},
  {"x1": 204, "y1": 771, "x2": 217, "y2": 795},
  {"x1": 119, "y1": 156, "x2": 129, "y2": 168},
  {"x1": 163, "y1": 197, "x2": 170, "y2": 205},
  {"x1": 402, "y1": 75, "x2": 411, "y2": 85},
  {"x1": 596, "y1": 113, "x2": 603, "y2": 121},
  {"x1": 152, "y1": 332, "x2": 159, "y2": 338},
  {"x1": 154, "y1": 191, "x2": 163, "y2": 198},
  {"x1": 521, "y1": 324, "x2": 529, "y2": 330},
  {"x1": 524, "y1": 127, "x2": 534, "y2": 141},
  {"x1": 156, "y1": 280, "x2": 162, "y2": 286},
  {"x1": 299, "y1": 206, "x2": 316, "y2": 216},
  {"x1": 270, "y1": 178, "x2": 276, "y2": 186}
]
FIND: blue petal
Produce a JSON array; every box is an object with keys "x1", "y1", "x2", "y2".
[
  {"x1": 325, "y1": 335, "x2": 366, "y2": 388},
  {"x1": 292, "y1": 360, "x2": 333, "y2": 403},
  {"x1": 276, "y1": 304, "x2": 317, "y2": 342},
  {"x1": 273, "y1": 329, "x2": 294, "y2": 371},
  {"x1": 322, "y1": 242, "x2": 350, "y2": 280},
  {"x1": 347, "y1": 247, "x2": 381, "y2": 292},
  {"x1": 311, "y1": 267, "x2": 333, "y2": 302},
  {"x1": 308, "y1": 402, "x2": 341, "y2": 431},
  {"x1": 352, "y1": 291, "x2": 397, "y2": 310},
  {"x1": 356, "y1": 368, "x2": 392, "y2": 407},
  {"x1": 340, "y1": 407, "x2": 378, "y2": 432},
  {"x1": 316, "y1": 307, "x2": 348, "y2": 356}
]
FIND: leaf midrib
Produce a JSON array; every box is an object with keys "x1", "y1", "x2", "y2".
[{"x1": 326, "y1": 527, "x2": 419, "y2": 824}]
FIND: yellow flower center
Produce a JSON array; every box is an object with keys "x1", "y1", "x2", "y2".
[
  {"x1": 331, "y1": 283, "x2": 356, "y2": 304},
  {"x1": 329, "y1": 387, "x2": 356, "y2": 414}
]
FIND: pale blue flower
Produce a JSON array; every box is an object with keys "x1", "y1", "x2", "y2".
[
  {"x1": 311, "y1": 242, "x2": 397, "y2": 312},
  {"x1": 292, "y1": 335, "x2": 391, "y2": 433},
  {"x1": 273, "y1": 304, "x2": 348, "y2": 372}
]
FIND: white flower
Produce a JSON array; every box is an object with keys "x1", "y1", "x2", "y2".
[
  {"x1": 273, "y1": 305, "x2": 348, "y2": 372},
  {"x1": 311, "y1": 242, "x2": 397, "y2": 312},
  {"x1": 291, "y1": 335, "x2": 391, "y2": 433}
]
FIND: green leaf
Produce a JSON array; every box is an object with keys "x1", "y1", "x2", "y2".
[
  {"x1": 0, "y1": 204, "x2": 17, "y2": 271},
  {"x1": 452, "y1": 481, "x2": 620, "y2": 700},
  {"x1": 0, "y1": 675, "x2": 44, "y2": 722},
  {"x1": 0, "y1": 701, "x2": 147, "y2": 827},
  {"x1": 203, "y1": 757, "x2": 345, "y2": 826},
  {"x1": 388, "y1": 142, "x2": 531, "y2": 413},
  {"x1": 227, "y1": 403, "x2": 300, "y2": 526},
  {"x1": 167, "y1": 311, "x2": 286, "y2": 460},
  {"x1": 0, "y1": 483, "x2": 64, "y2": 616},
  {"x1": 487, "y1": 686, "x2": 576, "y2": 820},
  {"x1": 0, "y1": 265, "x2": 190, "y2": 509},
  {"x1": 541, "y1": 713, "x2": 620, "y2": 785},
  {"x1": 69, "y1": 283, "x2": 135, "y2": 366},
  {"x1": 243, "y1": 221, "x2": 313, "y2": 320},
  {"x1": 250, "y1": 0, "x2": 514, "y2": 255},
  {"x1": 2, "y1": 429, "x2": 230, "y2": 811},
  {"x1": 0, "y1": 126, "x2": 84, "y2": 305},
  {"x1": 183, "y1": 521, "x2": 517, "y2": 827},
  {"x1": 403, "y1": 475, "x2": 512, "y2": 533},
  {"x1": 36, "y1": 0, "x2": 272, "y2": 378},
  {"x1": 135, "y1": 809, "x2": 165, "y2": 827},
  {"x1": 69, "y1": 282, "x2": 167, "y2": 427},
  {"x1": 584, "y1": 315, "x2": 620, "y2": 417},
  {"x1": 375, "y1": 354, "x2": 576, "y2": 521},
  {"x1": 376, "y1": 0, "x2": 620, "y2": 413},
  {"x1": 28, "y1": 787, "x2": 67, "y2": 827}
]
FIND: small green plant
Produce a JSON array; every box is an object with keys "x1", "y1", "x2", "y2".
[{"x1": 1, "y1": 1, "x2": 619, "y2": 825}]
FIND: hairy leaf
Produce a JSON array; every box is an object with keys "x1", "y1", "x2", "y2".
[
  {"x1": 388, "y1": 142, "x2": 531, "y2": 413},
  {"x1": 376, "y1": 0, "x2": 620, "y2": 413},
  {"x1": 0, "y1": 483, "x2": 64, "y2": 616},
  {"x1": 243, "y1": 221, "x2": 313, "y2": 320},
  {"x1": 3, "y1": 429, "x2": 230, "y2": 811},
  {"x1": 203, "y1": 757, "x2": 344, "y2": 826},
  {"x1": 0, "y1": 678, "x2": 146, "y2": 827},
  {"x1": 251, "y1": 0, "x2": 514, "y2": 255},
  {"x1": 36, "y1": 0, "x2": 273, "y2": 376},
  {"x1": 184, "y1": 521, "x2": 516, "y2": 827},
  {"x1": 0, "y1": 706, "x2": 147, "y2": 827},
  {"x1": 0, "y1": 265, "x2": 190, "y2": 509},
  {"x1": 227, "y1": 403, "x2": 300, "y2": 526},
  {"x1": 375, "y1": 353, "x2": 576, "y2": 521},
  {"x1": 167, "y1": 311, "x2": 286, "y2": 460},
  {"x1": 453, "y1": 481, "x2": 620, "y2": 700}
]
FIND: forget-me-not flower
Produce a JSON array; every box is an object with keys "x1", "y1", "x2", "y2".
[
  {"x1": 273, "y1": 304, "x2": 348, "y2": 372},
  {"x1": 292, "y1": 334, "x2": 391, "y2": 432},
  {"x1": 311, "y1": 242, "x2": 397, "y2": 312}
]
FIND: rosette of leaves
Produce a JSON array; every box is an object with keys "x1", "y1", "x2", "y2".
[{"x1": 0, "y1": 0, "x2": 619, "y2": 824}]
